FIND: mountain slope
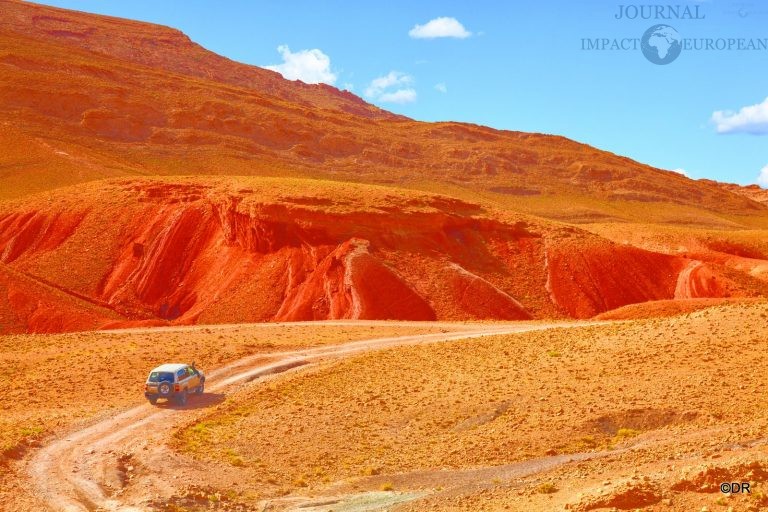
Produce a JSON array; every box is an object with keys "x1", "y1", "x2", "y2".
[
  {"x1": 0, "y1": 0, "x2": 766, "y2": 228},
  {"x1": 0, "y1": 0, "x2": 390, "y2": 119},
  {"x1": 707, "y1": 180, "x2": 768, "y2": 206},
  {"x1": 1, "y1": 1, "x2": 768, "y2": 332}
]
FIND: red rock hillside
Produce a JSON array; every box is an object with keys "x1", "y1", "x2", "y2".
[
  {"x1": 1, "y1": 177, "x2": 767, "y2": 333},
  {"x1": 1, "y1": 1, "x2": 768, "y2": 333}
]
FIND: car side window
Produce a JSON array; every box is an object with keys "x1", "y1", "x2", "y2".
[
  {"x1": 188, "y1": 367, "x2": 196, "y2": 376},
  {"x1": 177, "y1": 369, "x2": 186, "y2": 380}
]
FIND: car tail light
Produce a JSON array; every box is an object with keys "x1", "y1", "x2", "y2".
[
  {"x1": 144, "y1": 384, "x2": 148, "y2": 391},
  {"x1": 174, "y1": 384, "x2": 180, "y2": 392}
]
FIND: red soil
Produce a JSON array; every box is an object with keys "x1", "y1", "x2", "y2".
[
  {"x1": 545, "y1": 238, "x2": 688, "y2": 318},
  {"x1": 594, "y1": 297, "x2": 761, "y2": 320},
  {"x1": 674, "y1": 261, "x2": 740, "y2": 299},
  {"x1": 0, "y1": 210, "x2": 85, "y2": 263},
  {"x1": 0, "y1": 264, "x2": 120, "y2": 333},
  {"x1": 0, "y1": 178, "x2": 762, "y2": 333}
]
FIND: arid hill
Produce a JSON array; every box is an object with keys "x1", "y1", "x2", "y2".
[
  {"x1": 706, "y1": 179, "x2": 768, "y2": 206},
  {"x1": 1, "y1": 0, "x2": 766, "y2": 228},
  {"x1": 1, "y1": 177, "x2": 767, "y2": 333},
  {"x1": 1, "y1": 0, "x2": 768, "y2": 333}
]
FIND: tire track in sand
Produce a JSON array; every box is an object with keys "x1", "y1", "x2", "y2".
[{"x1": 28, "y1": 321, "x2": 598, "y2": 511}]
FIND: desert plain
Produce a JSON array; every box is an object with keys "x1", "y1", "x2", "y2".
[{"x1": 1, "y1": 1, "x2": 768, "y2": 511}]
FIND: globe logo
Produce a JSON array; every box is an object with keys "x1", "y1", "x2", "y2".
[{"x1": 641, "y1": 24, "x2": 682, "y2": 65}]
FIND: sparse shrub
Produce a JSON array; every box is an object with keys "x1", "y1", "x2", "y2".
[
  {"x1": 190, "y1": 422, "x2": 211, "y2": 435},
  {"x1": 751, "y1": 486, "x2": 768, "y2": 505},
  {"x1": 536, "y1": 482, "x2": 558, "y2": 494},
  {"x1": 547, "y1": 349, "x2": 561, "y2": 357},
  {"x1": 226, "y1": 454, "x2": 244, "y2": 467},
  {"x1": 578, "y1": 436, "x2": 598, "y2": 449},
  {"x1": 19, "y1": 426, "x2": 44, "y2": 437},
  {"x1": 380, "y1": 482, "x2": 394, "y2": 491},
  {"x1": 614, "y1": 428, "x2": 641, "y2": 440}
]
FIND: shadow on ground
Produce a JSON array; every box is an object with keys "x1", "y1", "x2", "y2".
[{"x1": 154, "y1": 392, "x2": 226, "y2": 410}]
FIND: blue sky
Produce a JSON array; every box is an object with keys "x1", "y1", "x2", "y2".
[{"x1": 35, "y1": 0, "x2": 768, "y2": 186}]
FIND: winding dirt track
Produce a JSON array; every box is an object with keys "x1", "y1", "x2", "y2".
[{"x1": 27, "y1": 321, "x2": 600, "y2": 512}]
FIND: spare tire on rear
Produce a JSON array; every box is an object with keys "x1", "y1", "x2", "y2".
[{"x1": 158, "y1": 382, "x2": 171, "y2": 396}]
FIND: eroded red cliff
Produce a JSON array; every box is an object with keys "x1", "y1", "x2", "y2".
[{"x1": 1, "y1": 178, "x2": 764, "y2": 333}]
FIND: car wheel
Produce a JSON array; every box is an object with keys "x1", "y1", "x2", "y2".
[
  {"x1": 196, "y1": 380, "x2": 205, "y2": 395},
  {"x1": 177, "y1": 390, "x2": 188, "y2": 406},
  {"x1": 158, "y1": 382, "x2": 171, "y2": 397},
  {"x1": 148, "y1": 397, "x2": 158, "y2": 405}
]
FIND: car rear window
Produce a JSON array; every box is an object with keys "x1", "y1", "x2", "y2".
[{"x1": 148, "y1": 371, "x2": 174, "y2": 383}]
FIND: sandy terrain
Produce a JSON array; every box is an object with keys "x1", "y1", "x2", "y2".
[
  {"x1": 0, "y1": 321, "x2": 471, "y2": 505},
  {"x1": 156, "y1": 302, "x2": 766, "y2": 511},
  {"x1": 1, "y1": 320, "x2": 580, "y2": 511},
  {"x1": 3, "y1": 302, "x2": 763, "y2": 511}
]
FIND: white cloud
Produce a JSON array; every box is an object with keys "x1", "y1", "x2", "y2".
[
  {"x1": 365, "y1": 71, "x2": 412, "y2": 98},
  {"x1": 408, "y1": 17, "x2": 471, "y2": 39},
  {"x1": 364, "y1": 71, "x2": 417, "y2": 104},
  {"x1": 434, "y1": 82, "x2": 447, "y2": 93},
  {"x1": 758, "y1": 164, "x2": 768, "y2": 187},
  {"x1": 379, "y1": 89, "x2": 417, "y2": 104},
  {"x1": 342, "y1": 82, "x2": 354, "y2": 91},
  {"x1": 711, "y1": 97, "x2": 768, "y2": 135},
  {"x1": 670, "y1": 168, "x2": 690, "y2": 177},
  {"x1": 264, "y1": 45, "x2": 337, "y2": 85}
]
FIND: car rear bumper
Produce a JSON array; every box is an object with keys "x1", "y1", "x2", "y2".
[{"x1": 145, "y1": 391, "x2": 178, "y2": 398}]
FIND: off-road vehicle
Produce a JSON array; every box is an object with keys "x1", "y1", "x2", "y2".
[{"x1": 144, "y1": 363, "x2": 205, "y2": 405}]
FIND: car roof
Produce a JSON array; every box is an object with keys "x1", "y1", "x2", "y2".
[{"x1": 150, "y1": 363, "x2": 188, "y2": 373}]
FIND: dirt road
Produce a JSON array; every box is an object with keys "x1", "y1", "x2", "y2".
[{"x1": 27, "y1": 321, "x2": 599, "y2": 512}]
